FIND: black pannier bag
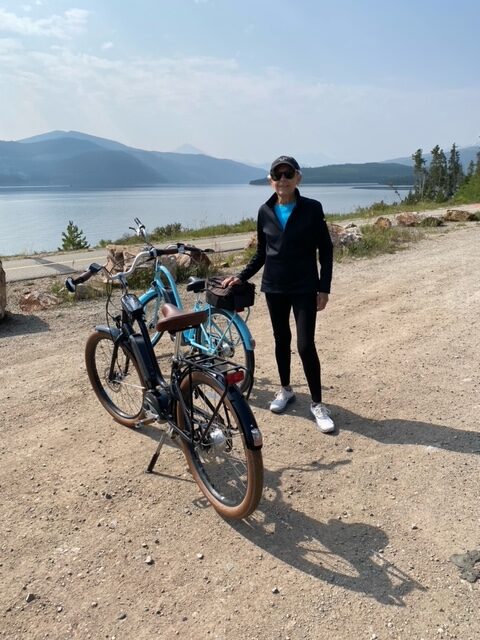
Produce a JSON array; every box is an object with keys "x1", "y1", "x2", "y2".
[{"x1": 205, "y1": 276, "x2": 255, "y2": 311}]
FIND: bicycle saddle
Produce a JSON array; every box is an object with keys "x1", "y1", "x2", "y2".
[
  {"x1": 156, "y1": 303, "x2": 208, "y2": 333},
  {"x1": 185, "y1": 276, "x2": 206, "y2": 293}
]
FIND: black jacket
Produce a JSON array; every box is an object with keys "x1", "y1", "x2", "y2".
[{"x1": 238, "y1": 189, "x2": 333, "y2": 294}]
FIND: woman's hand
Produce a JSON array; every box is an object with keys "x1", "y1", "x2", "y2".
[
  {"x1": 317, "y1": 292, "x2": 329, "y2": 311},
  {"x1": 222, "y1": 276, "x2": 242, "y2": 288}
]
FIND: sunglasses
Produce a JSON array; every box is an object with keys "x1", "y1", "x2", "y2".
[{"x1": 271, "y1": 168, "x2": 296, "y2": 181}]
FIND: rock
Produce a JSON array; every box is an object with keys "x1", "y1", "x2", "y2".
[
  {"x1": 105, "y1": 245, "x2": 139, "y2": 274},
  {"x1": 19, "y1": 291, "x2": 61, "y2": 312},
  {"x1": 450, "y1": 549, "x2": 480, "y2": 582},
  {"x1": 145, "y1": 555, "x2": 154, "y2": 565},
  {"x1": 373, "y1": 216, "x2": 392, "y2": 230},
  {"x1": 74, "y1": 280, "x2": 107, "y2": 301},
  {"x1": 104, "y1": 243, "x2": 211, "y2": 282},
  {"x1": 327, "y1": 223, "x2": 362, "y2": 247},
  {"x1": 443, "y1": 209, "x2": 479, "y2": 222},
  {"x1": 0, "y1": 259, "x2": 6, "y2": 320},
  {"x1": 25, "y1": 593, "x2": 36, "y2": 603},
  {"x1": 396, "y1": 212, "x2": 421, "y2": 227},
  {"x1": 246, "y1": 234, "x2": 257, "y2": 249}
]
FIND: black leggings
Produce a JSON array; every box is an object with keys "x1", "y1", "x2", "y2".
[{"x1": 265, "y1": 292, "x2": 322, "y2": 403}]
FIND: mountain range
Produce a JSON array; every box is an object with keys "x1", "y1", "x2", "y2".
[
  {"x1": 0, "y1": 131, "x2": 266, "y2": 187},
  {"x1": 0, "y1": 130, "x2": 478, "y2": 188}
]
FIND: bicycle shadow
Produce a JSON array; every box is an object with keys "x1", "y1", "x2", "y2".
[
  {"x1": 231, "y1": 461, "x2": 426, "y2": 605},
  {"x1": 0, "y1": 312, "x2": 50, "y2": 338}
]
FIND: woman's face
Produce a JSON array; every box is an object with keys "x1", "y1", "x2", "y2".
[{"x1": 269, "y1": 163, "x2": 302, "y2": 201}]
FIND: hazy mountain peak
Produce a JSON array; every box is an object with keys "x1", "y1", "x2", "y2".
[{"x1": 172, "y1": 143, "x2": 205, "y2": 155}]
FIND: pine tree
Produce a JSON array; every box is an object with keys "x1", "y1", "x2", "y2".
[
  {"x1": 425, "y1": 145, "x2": 448, "y2": 202},
  {"x1": 447, "y1": 143, "x2": 464, "y2": 197},
  {"x1": 411, "y1": 148, "x2": 426, "y2": 201},
  {"x1": 59, "y1": 220, "x2": 90, "y2": 251}
]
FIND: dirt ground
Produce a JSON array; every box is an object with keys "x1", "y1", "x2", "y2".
[{"x1": 1, "y1": 218, "x2": 479, "y2": 640}]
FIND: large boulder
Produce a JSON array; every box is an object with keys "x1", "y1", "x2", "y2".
[
  {"x1": 396, "y1": 212, "x2": 421, "y2": 227},
  {"x1": 327, "y1": 222, "x2": 362, "y2": 247},
  {"x1": 443, "y1": 209, "x2": 479, "y2": 222},
  {"x1": 0, "y1": 260, "x2": 6, "y2": 320},
  {"x1": 104, "y1": 243, "x2": 211, "y2": 281},
  {"x1": 105, "y1": 245, "x2": 140, "y2": 274},
  {"x1": 373, "y1": 216, "x2": 393, "y2": 230}
]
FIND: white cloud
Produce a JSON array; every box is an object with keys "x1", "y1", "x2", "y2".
[
  {"x1": 0, "y1": 7, "x2": 89, "y2": 39},
  {"x1": 0, "y1": 37, "x2": 24, "y2": 52},
  {"x1": 0, "y1": 42, "x2": 479, "y2": 162},
  {"x1": 101, "y1": 41, "x2": 113, "y2": 50}
]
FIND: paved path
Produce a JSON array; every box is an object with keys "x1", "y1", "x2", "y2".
[{"x1": 3, "y1": 233, "x2": 253, "y2": 282}]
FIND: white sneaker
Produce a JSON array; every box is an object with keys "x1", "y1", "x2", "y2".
[
  {"x1": 310, "y1": 403, "x2": 335, "y2": 433},
  {"x1": 270, "y1": 387, "x2": 296, "y2": 413}
]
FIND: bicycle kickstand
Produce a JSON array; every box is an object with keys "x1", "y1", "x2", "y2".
[{"x1": 146, "y1": 430, "x2": 167, "y2": 473}]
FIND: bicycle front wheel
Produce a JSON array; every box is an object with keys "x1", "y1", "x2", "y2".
[
  {"x1": 202, "y1": 309, "x2": 255, "y2": 397},
  {"x1": 85, "y1": 331, "x2": 145, "y2": 427},
  {"x1": 177, "y1": 370, "x2": 263, "y2": 519}
]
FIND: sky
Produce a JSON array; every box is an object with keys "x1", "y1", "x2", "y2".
[{"x1": 0, "y1": 0, "x2": 479, "y2": 165}]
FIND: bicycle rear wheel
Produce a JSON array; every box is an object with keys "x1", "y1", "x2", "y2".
[
  {"x1": 177, "y1": 370, "x2": 263, "y2": 519},
  {"x1": 202, "y1": 309, "x2": 255, "y2": 397},
  {"x1": 85, "y1": 331, "x2": 145, "y2": 427}
]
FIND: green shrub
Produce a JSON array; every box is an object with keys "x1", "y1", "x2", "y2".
[{"x1": 335, "y1": 225, "x2": 424, "y2": 261}]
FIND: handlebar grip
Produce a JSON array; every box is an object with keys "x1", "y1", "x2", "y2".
[
  {"x1": 180, "y1": 244, "x2": 214, "y2": 254},
  {"x1": 65, "y1": 262, "x2": 103, "y2": 292}
]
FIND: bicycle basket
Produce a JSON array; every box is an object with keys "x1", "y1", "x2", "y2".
[{"x1": 206, "y1": 276, "x2": 255, "y2": 311}]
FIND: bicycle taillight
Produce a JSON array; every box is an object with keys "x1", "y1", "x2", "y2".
[{"x1": 225, "y1": 370, "x2": 244, "y2": 386}]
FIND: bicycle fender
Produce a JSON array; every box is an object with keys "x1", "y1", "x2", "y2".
[
  {"x1": 94, "y1": 325, "x2": 122, "y2": 341},
  {"x1": 228, "y1": 385, "x2": 263, "y2": 450},
  {"x1": 93, "y1": 325, "x2": 134, "y2": 354}
]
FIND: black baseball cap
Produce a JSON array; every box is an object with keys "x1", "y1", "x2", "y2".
[{"x1": 270, "y1": 155, "x2": 300, "y2": 173}]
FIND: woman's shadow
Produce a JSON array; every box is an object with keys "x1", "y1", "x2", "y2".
[
  {"x1": 231, "y1": 461, "x2": 426, "y2": 606},
  {"x1": 333, "y1": 405, "x2": 479, "y2": 455}
]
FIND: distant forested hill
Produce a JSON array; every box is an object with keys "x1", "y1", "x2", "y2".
[
  {"x1": 384, "y1": 145, "x2": 480, "y2": 169},
  {"x1": 250, "y1": 162, "x2": 414, "y2": 185},
  {"x1": 0, "y1": 130, "x2": 265, "y2": 187}
]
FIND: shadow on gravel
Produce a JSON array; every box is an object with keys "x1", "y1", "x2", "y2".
[
  {"x1": 248, "y1": 391, "x2": 479, "y2": 456},
  {"x1": 232, "y1": 462, "x2": 426, "y2": 605},
  {"x1": 334, "y1": 405, "x2": 480, "y2": 456},
  {"x1": 0, "y1": 312, "x2": 50, "y2": 337}
]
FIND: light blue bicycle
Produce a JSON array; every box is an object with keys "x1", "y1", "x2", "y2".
[{"x1": 132, "y1": 219, "x2": 256, "y2": 397}]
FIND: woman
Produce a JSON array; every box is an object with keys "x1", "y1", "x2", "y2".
[{"x1": 223, "y1": 155, "x2": 335, "y2": 433}]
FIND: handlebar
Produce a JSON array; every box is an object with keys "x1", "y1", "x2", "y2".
[
  {"x1": 64, "y1": 242, "x2": 213, "y2": 292},
  {"x1": 65, "y1": 262, "x2": 103, "y2": 292}
]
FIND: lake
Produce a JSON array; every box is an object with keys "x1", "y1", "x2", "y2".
[{"x1": 0, "y1": 183, "x2": 407, "y2": 256}]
